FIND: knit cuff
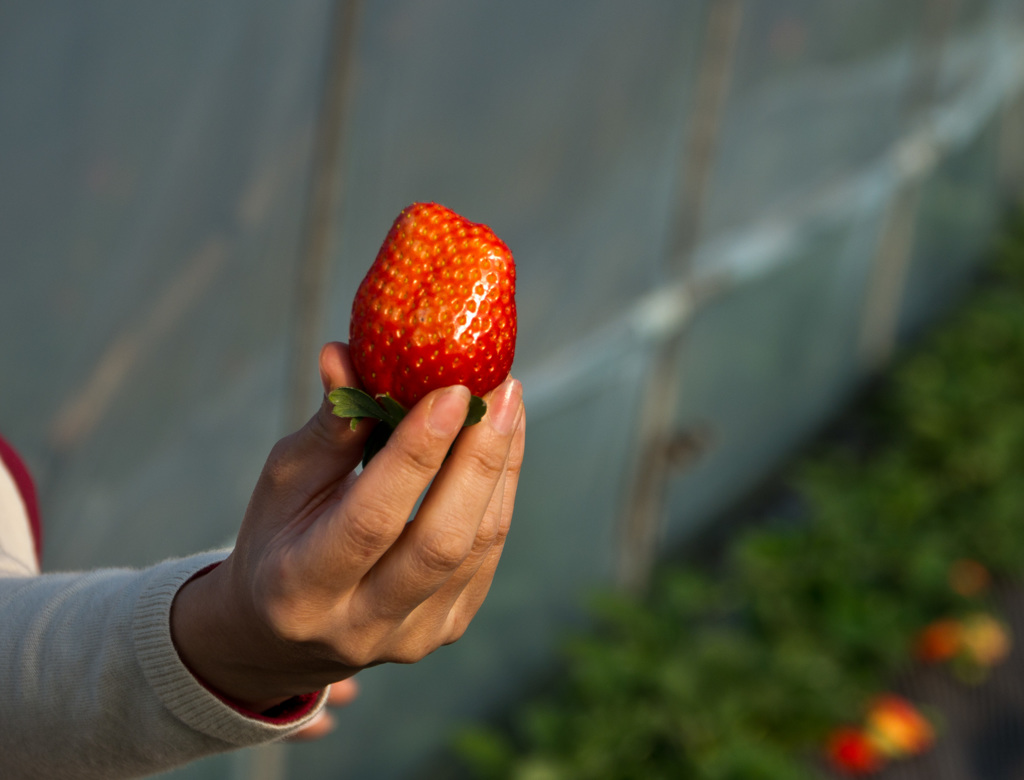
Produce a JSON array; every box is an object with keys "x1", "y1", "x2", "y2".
[{"x1": 132, "y1": 553, "x2": 327, "y2": 746}]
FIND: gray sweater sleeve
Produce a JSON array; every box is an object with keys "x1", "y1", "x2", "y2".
[{"x1": 0, "y1": 552, "x2": 327, "y2": 780}]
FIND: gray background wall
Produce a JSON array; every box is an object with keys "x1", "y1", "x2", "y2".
[{"x1": 2, "y1": 1, "x2": 1023, "y2": 777}]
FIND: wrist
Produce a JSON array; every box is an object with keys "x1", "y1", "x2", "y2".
[{"x1": 170, "y1": 557, "x2": 313, "y2": 713}]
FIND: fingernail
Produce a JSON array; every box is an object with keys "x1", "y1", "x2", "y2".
[
  {"x1": 488, "y1": 378, "x2": 522, "y2": 436},
  {"x1": 427, "y1": 386, "x2": 471, "y2": 436}
]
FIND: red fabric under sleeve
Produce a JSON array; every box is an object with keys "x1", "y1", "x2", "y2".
[{"x1": 0, "y1": 433, "x2": 43, "y2": 568}]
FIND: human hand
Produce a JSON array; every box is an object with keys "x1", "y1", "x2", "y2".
[{"x1": 171, "y1": 342, "x2": 525, "y2": 713}]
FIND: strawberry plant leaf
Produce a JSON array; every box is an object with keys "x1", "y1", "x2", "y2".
[
  {"x1": 333, "y1": 388, "x2": 488, "y2": 466},
  {"x1": 375, "y1": 394, "x2": 408, "y2": 428},
  {"x1": 465, "y1": 395, "x2": 487, "y2": 427},
  {"x1": 329, "y1": 387, "x2": 392, "y2": 424}
]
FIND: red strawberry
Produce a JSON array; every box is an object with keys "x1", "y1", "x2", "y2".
[
  {"x1": 915, "y1": 618, "x2": 963, "y2": 663},
  {"x1": 331, "y1": 202, "x2": 517, "y2": 464},
  {"x1": 349, "y1": 202, "x2": 516, "y2": 409},
  {"x1": 827, "y1": 727, "x2": 883, "y2": 775}
]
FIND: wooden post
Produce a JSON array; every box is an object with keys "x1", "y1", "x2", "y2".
[
  {"x1": 617, "y1": 0, "x2": 743, "y2": 593},
  {"x1": 283, "y1": 0, "x2": 362, "y2": 432},
  {"x1": 859, "y1": 0, "x2": 955, "y2": 372}
]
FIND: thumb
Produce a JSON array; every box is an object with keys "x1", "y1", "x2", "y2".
[
  {"x1": 258, "y1": 343, "x2": 371, "y2": 504},
  {"x1": 295, "y1": 339, "x2": 372, "y2": 462},
  {"x1": 318, "y1": 341, "x2": 364, "y2": 399}
]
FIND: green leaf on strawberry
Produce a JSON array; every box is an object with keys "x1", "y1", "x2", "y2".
[
  {"x1": 329, "y1": 386, "x2": 488, "y2": 466},
  {"x1": 375, "y1": 393, "x2": 409, "y2": 428},
  {"x1": 465, "y1": 394, "x2": 487, "y2": 427},
  {"x1": 329, "y1": 386, "x2": 403, "y2": 431}
]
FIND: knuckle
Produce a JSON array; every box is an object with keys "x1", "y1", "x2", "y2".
[
  {"x1": 444, "y1": 613, "x2": 472, "y2": 646},
  {"x1": 507, "y1": 430, "x2": 526, "y2": 475},
  {"x1": 415, "y1": 528, "x2": 471, "y2": 575},
  {"x1": 491, "y1": 523, "x2": 510, "y2": 548},
  {"x1": 392, "y1": 648, "x2": 426, "y2": 665},
  {"x1": 343, "y1": 506, "x2": 398, "y2": 557},
  {"x1": 462, "y1": 440, "x2": 508, "y2": 481},
  {"x1": 384, "y1": 640, "x2": 432, "y2": 665},
  {"x1": 469, "y1": 520, "x2": 499, "y2": 557},
  {"x1": 325, "y1": 613, "x2": 386, "y2": 668},
  {"x1": 307, "y1": 406, "x2": 338, "y2": 447},
  {"x1": 260, "y1": 437, "x2": 297, "y2": 490},
  {"x1": 335, "y1": 645, "x2": 378, "y2": 670},
  {"x1": 256, "y1": 589, "x2": 317, "y2": 646}
]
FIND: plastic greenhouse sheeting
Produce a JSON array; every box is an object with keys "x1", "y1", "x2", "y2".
[{"x1": 1, "y1": 1, "x2": 1023, "y2": 779}]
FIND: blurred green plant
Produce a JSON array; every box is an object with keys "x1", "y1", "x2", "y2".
[{"x1": 455, "y1": 206, "x2": 1024, "y2": 779}]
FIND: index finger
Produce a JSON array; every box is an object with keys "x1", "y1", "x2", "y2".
[
  {"x1": 357, "y1": 378, "x2": 523, "y2": 617},
  {"x1": 307, "y1": 386, "x2": 472, "y2": 591}
]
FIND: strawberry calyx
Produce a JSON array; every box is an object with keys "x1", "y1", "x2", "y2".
[{"x1": 329, "y1": 386, "x2": 487, "y2": 466}]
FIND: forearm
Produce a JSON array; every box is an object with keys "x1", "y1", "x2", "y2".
[{"x1": 0, "y1": 553, "x2": 325, "y2": 780}]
